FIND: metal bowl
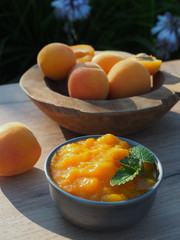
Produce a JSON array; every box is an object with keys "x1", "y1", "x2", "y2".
[{"x1": 44, "y1": 135, "x2": 163, "y2": 231}]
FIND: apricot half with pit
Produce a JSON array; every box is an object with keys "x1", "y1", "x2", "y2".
[
  {"x1": 70, "y1": 44, "x2": 95, "y2": 63},
  {"x1": 127, "y1": 53, "x2": 162, "y2": 75}
]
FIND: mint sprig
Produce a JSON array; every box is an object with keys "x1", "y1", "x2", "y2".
[
  {"x1": 110, "y1": 166, "x2": 139, "y2": 186},
  {"x1": 110, "y1": 146, "x2": 155, "y2": 186}
]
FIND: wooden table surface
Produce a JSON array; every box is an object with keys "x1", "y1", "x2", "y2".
[{"x1": 0, "y1": 60, "x2": 180, "y2": 240}]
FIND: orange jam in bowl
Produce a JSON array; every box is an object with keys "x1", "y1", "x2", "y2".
[{"x1": 49, "y1": 134, "x2": 157, "y2": 202}]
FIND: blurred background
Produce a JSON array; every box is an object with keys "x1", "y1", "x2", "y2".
[{"x1": 0, "y1": 0, "x2": 180, "y2": 85}]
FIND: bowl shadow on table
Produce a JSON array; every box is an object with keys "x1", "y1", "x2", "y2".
[
  {"x1": 0, "y1": 168, "x2": 96, "y2": 238},
  {"x1": 127, "y1": 109, "x2": 180, "y2": 151},
  {"x1": 0, "y1": 167, "x2": 164, "y2": 239}
]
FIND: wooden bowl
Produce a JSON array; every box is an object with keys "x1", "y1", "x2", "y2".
[{"x1": 19, "y1": 51, "x2": 180, "y2": 136}]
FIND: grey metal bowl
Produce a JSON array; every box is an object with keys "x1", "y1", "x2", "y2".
[{"x1": 44, "y1": 135, "x2": 163, "y2": 231}]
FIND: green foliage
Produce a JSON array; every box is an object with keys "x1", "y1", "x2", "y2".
[
  {"x1": 0, "y1": 0, "x2": 65, "y2": 84},
  {"x1": 0, "y1": 0, "x2": 180, "y2": 84},
  {"x1": 110, "y1": 166, "x2": 140, "y2": 186},
  {"x1": 110, "y1": 146, "x2": 155, "y2": 186}
]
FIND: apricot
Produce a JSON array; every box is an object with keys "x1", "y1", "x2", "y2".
[
  {"x1": 92, "y1": 52, "x2": 124, "y2": 74},
  {"x1": 108, "y1": 60, "x2": 151, "y2": 99},
  {"x1": 70, "y1": 44, "x2": 95, "y2": 63},
  {"x1": 0, "y1": 122, "x2": 41, "y2": 176},
  {"x1": 127, "y1": 53, "x2": 162, "y2": 75},
  {"x1": 37, "y1": 42, "x2": 76, "y2": 81},
  {"x1": 68, "y1": 62, "x2": 109, "y2": 100}
]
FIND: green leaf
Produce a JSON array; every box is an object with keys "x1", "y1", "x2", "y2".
[
  {"x1": 110, "y1": 145, "x2": 155, "y2": 186},
  {"x1": 130, "y1": 146, "x2": 155, "y2": 164},
  {"x1": 120, "y1": 156, "x2": 141, "y2": 170},
  {"x1": 110, "y1": 166, "x2": 139, "y2": 186}
]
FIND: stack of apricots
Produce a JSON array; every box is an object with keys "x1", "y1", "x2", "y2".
[{"x1": 37, "y1": 42, "x2": 162, "y2": 100}]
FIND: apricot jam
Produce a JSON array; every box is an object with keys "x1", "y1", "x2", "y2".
[{"x1": 49, "y1": 134, "x2": 156, "y2": 202}]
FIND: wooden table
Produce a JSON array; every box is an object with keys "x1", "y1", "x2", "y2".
[{"x1": 0, "y1": 60, "x2": 180, "y2": 240}]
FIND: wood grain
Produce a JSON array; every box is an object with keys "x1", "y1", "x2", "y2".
[
  {"x1": 19, "y1": 52, "x2": 180, "y2": 136},
  {"x1": 0, "y1": 60, "x2": 180, "y2": 240}
]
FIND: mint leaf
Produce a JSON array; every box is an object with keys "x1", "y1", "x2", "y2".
[
  {"x1": 120, "y1": 156, "x2": 141, "y2": 170},
  {"x1": 110, "y1": 166, "x2": 139, "y2": 186},
  {"x1": 110, "y1": 145, "x2": 155, "y2": 186},
  {"x1": 130, "y1": 146, "x2": 155, "y2": 164}
]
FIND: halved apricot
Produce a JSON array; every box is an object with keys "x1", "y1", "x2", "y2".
[
  {"x1": 127, "y1": 53, "x2": 162, "y2": 75},
  {"x1": 70, "y1": 44, "x2": 95, "y2": 63}
]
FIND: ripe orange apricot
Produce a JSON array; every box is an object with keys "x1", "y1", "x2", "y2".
[
  {"x1": 37, "y1": 42, "x2": 76, "y2": 81},
  {"x1": 92, "y1": 52, "x2": 124, "y2": 74},
  {"x1": 0, "y1": 122, "x2": 41, "y2": 176},
  {"x1": 108, "y1": 60, "x2": 151, "y2": 99},
  {"x1": 127, "y1": 53, "x2": 162, "y2": 75},
  {"x1": 70, "y1": 44, "x2": 95, "y2": 63},
  {"x1": 68, "y1": 62, "x2": 109, "y2": 100}
]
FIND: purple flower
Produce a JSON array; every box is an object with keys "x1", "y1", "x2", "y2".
[
  {"x1": 151, "y1": 12, "x2": 180, "y2": 59},
  {"x1": 51, "y1": 0, "x2": 91, "y2": 21}
]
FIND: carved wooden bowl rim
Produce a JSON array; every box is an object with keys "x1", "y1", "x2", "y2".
[{"x1": 19, "y1": 50, "x2": 180, "y2": 115}]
